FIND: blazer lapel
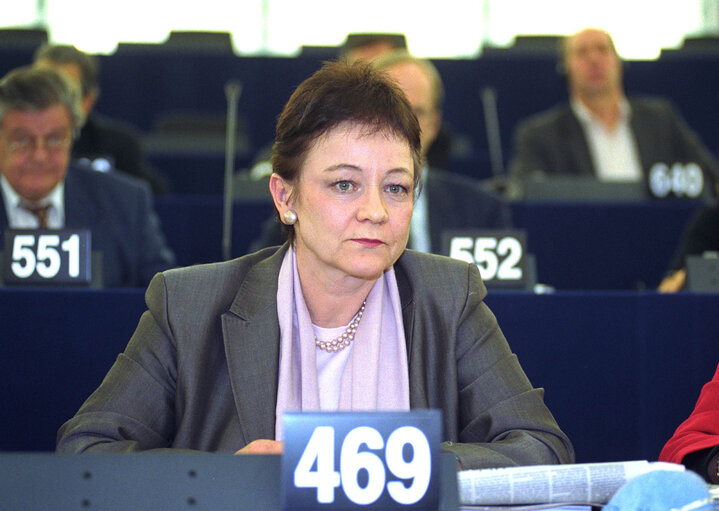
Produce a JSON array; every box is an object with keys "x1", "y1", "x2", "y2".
[
  {"x1": 222, "y1": 246, "x2": 287, "y2": 443},
  {"x1": 63, "y1": 166, "x2": 100, "y2": 228},
  {"x1": 628, "y1": 102, "x2": 653, "y2": 172},
  {"x1": 220, "y1": 246, "x2": 424, "y2": 443},
  {"x1": 565, "y1": 110, "x2": 596, "y2": 177},
  {"x1": 394, "y1": 257, "x2": 427, "y2": 409}
]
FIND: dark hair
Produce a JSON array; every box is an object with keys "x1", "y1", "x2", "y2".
[
  {"x1": 33, "y1": 44, "x2": 100, "y2": 98},
  {"x1": 0, "y1": 66, "x2": 83, "y2": 131},
  {"x1": 271, "y1": 60, "x2": 422, "y2": 242}
]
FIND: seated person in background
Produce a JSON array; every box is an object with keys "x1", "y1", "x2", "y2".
[
  {"x1": 340, "y1": 32, "x2": 407, "y2": 63},
  {"x1": 249, "y1": 51, "x2": 510, "y2": 254},
  {"x1": 658, "y1": 202, "x2": 719, "y2": 292},
  {"x1": 33, "y1": 44, "x2": 168, "y2": 194},
  {"x1": 340, "y1": 34, "x2": 452, "y2": 169},
  {"x1": 659, "y1": 363, "x2": 719, "y2": 483},
  {"x1": 57, "y1": 61, "x2": 573, "y2": 469},
  {"x1": 0, "y1": 67, "x2": 176, "y2": 287},
  {"x1": 509, "y1": 28, "x2": 719, "y2": 193},
  {"x1": 375, "y1": 51, "x2": 511, "y2": 252},
  {"x1": 247, "y1": 33, "x2": 451, "y2": 178}
]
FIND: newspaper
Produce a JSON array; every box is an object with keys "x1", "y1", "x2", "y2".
[
  {"x1": 457, "y1": 460, "x2": 685, "y2": 506},
  {"x1": 460, "y1": 503, "x2": 593, "y2": 511}
]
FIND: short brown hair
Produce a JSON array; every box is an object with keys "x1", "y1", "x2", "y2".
[
  {"x1": 0, "y1": 66, "x2": 83, "y2": 132},
  {"x1": 271, "y1": 60, "x2": 423, "y2": 242}
]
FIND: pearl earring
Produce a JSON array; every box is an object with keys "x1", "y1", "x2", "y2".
[{"x1": 282, "y1": 210, "x2": 297, "y2": 225}]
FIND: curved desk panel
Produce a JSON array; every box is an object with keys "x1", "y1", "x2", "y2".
[{"x1": 3, "y1": 287, "x2": 718, "y2": 463}]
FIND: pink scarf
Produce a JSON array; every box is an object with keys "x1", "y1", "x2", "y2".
[{"x1": 274, "y1": 246, "x2": 409, "y2": 440}]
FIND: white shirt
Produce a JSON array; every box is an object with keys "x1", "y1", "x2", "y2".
[
  {"x1": 1, "y1": 175, "x2": 65, "y2": 228},
  {"x1": 571, "y1": 98, "x2": 643, "y2": 182},
  {"x1": 408, "y1": 166, "x2": 431, "y2": 253},
  {"x1": 314, "y1": 323, "x2": 353, "y2": 410}
]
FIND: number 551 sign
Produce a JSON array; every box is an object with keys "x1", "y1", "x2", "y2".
[
  {"x1": 282, "y1": 411, "x2": 441, "y2": 510},
  {"x1": 3, "y1": 229, "x2": 92, "y2": 285}
]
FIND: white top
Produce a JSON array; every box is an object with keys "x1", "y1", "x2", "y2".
[
  {"x1": 1, "y1": 175, "x2": 65, "y2": 228},
  {"x1": 314, "y1": 323, "x2": 354, "y2": 410},
  {"x1": 571, "y1": 98, "x2": 643, "y2": 182}
]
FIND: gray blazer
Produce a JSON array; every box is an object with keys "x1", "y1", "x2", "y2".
[{"x1": 57, "y1": 245, "x2": 574, "y2": 469}]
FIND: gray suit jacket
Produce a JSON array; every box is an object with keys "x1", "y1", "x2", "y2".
[
  {"x1": 57, "y1": 245, "x2": 574, "y2": 469},
  {"x1": 509, "y1": 96, "x2": 719, "y2": 190}
]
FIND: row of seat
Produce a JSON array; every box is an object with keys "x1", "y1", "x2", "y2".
[
  {"x1": 2, "y1": 46, "x2": 719, "y2": 186},
  {"x1": 5, "y1": 285, "x2": 719, "y2": 462},
  {"x1": 153, "y1": 196, "x2": 704, "y2": 291}
]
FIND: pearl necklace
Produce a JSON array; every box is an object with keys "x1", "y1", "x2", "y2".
[{"x1": 315, "y1": 301, "x2": 366, "y2": 353}]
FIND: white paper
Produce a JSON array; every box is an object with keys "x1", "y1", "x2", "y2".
[{"x1": 457, "y1": 460, "x2": 685, "y2": 505}]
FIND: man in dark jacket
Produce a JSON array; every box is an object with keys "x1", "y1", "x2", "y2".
[
  {"x1": 509, "y1": 28, "x2": 719, "y2": 195},
  {"x1": 33, "y1": 44, "x2": 168, "y2": 193}
]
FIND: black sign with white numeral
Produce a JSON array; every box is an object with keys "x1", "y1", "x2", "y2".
[
  {"x1": 3, "y1": 229, "x2": 92, "y2": 285},
  {"x1": 648, "y1": 162, "x2": 706, "y2": 199},
  {"x1": 443, "y1": 229, "x2": 528, "y2": 288},
  {"x1": 282, "y1": 411, "x2": 441, "y2": 511}
]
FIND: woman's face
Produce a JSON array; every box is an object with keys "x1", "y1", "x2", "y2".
[{"x1": 278, "y1": 123, "x2": 414, "y2": 287}]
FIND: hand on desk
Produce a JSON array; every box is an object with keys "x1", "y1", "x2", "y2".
[
  {"x1": 658, "y1": 269, "x2": 686, "y2": 293},
  {"x1": 235, "y1": 439, "x2": 284, "y2": 455}
]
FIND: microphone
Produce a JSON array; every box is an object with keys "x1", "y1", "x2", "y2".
[
  {"x1": 480, "y1": 86, "x2": 505, "y2": 178},
  {"x1": 603, "y1": 469, "x2": 712, "y2": 511},
  {"x1": 222, "y1": 79, "x2": 243, "y2": 261}
]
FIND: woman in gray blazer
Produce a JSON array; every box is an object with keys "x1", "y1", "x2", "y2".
[{"x1": 57, "y1": 60, "x2": 573, "y2": 470}]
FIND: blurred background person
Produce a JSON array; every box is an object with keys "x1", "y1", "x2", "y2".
[
  {"x1": 340, "y1": 32, "x2": 407, "y2": 63},
  {"x1": 57, "y1": 61, "x2": 573, "y2": 469},
  {"x1": 33, "y1": 44, "x2": 168, "y2": 194},
  {"x1": 340, "y1": 33, "x2": 454, "y2": 170},
  {"x1": 247, "y1": 32, "x2": 453, "y2": 181},
  {"x1": 509, "y1": 27, "x2": 719, "y2": 194},
  {"x1": 658, "y1": 201, "x2": 719, "y2": 292},
  {"x1": 0, "y1": 66, "x2": 175, "y2": 287},
  {"x1": 374, "y1": 50, "x2": 511, "y2": 253}
]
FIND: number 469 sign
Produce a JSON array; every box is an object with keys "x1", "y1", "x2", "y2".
[{"x1": 282, "y1": 411, "x2": 441, "y2": 510}]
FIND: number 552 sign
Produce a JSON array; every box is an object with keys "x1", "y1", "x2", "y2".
[
  {"x1": 282, "y1": 411, "x2": 441, "y2": 510},
  {"x1": 443, "y1": 229, "x2": 528, "y2": 288},
  {"x1": 3, "y1": 229, "x2": 92, "y2": 285}
]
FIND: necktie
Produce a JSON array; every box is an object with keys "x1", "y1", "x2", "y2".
[{"x1": 20, "y1": 202, "x2": 51, "y2": 228}]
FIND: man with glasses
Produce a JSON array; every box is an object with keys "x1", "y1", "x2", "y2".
[
  {"x1": 33, "y1": 44, "x2": 168, "y2": 194},
  {"x1": 0, "y1": 66, "x2": 175, "y2": 287}
]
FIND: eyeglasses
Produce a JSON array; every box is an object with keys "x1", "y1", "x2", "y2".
[{"x1": 4, "y1": 131, "x2": 73, "y2": 156}]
